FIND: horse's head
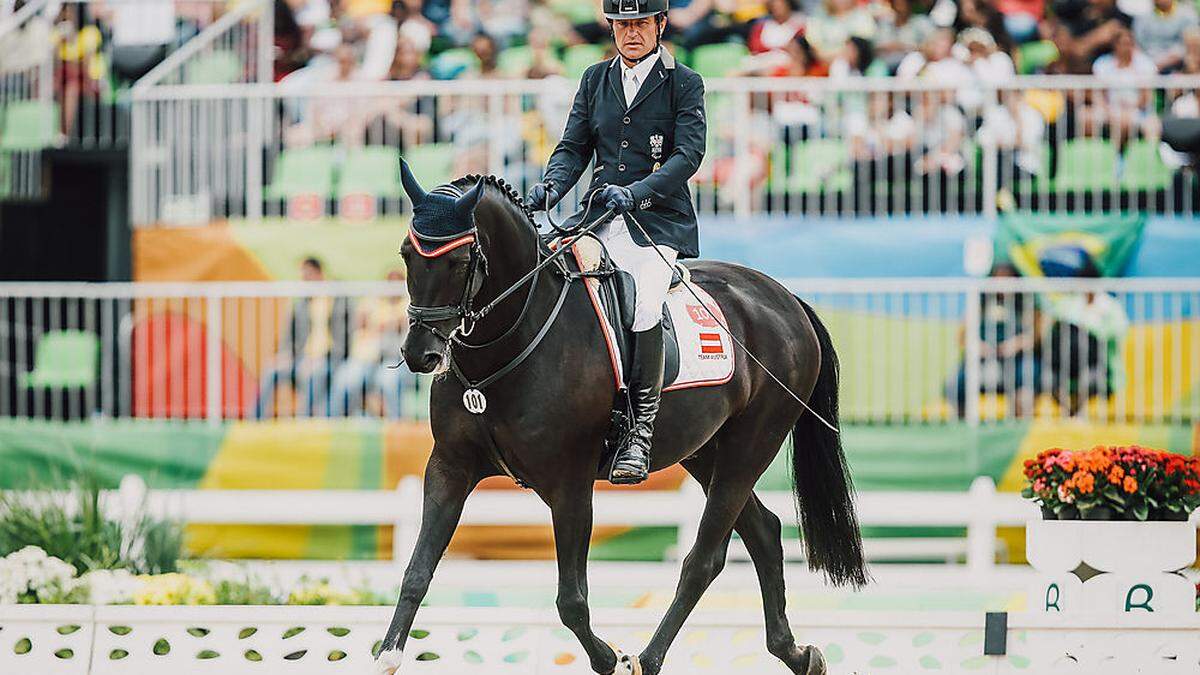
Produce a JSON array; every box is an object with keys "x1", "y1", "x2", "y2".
[{"x1": 398, "y1": 161, "x2": 486, "y2": 374}]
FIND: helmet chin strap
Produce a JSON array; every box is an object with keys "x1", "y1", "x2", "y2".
[{"x1": 615, "y1": 15, "x2": 665, "y2": 65}]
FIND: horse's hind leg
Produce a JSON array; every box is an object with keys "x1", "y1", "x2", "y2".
[
  {"x1": 683, "y1": 455, "x2": 825, "y2": 675},
  {"x1": 636, "y1": 439, "x2": 774, "y2": 675}
]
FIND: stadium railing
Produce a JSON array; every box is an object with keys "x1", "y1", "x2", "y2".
[
  {"x1": 0, "y1": 0, "x2": 267, "y2": 200},
  {"x1": 0, "y1": 277, "x2": 1196, "y2": 425},
  {"x1": 127, "y1": 74, "x2": 1200, "y2": 225}
]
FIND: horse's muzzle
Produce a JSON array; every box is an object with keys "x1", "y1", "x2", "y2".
[{"x1": 402, "y1": 330, "x2": 449, "y2": 374}]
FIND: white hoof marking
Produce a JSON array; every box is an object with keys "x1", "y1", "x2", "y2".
[{"x1": 374, "y1": 648, "x2": 404, "y2": 674}]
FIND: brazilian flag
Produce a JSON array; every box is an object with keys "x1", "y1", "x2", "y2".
[{"x1": 995, "y1": 212, "x2": 1146, "y2": 277}]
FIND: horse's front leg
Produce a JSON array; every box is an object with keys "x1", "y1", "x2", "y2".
[
  {"x1": 375, "y1": 449, "x2": 478, "y2": 674},
  {"x1": 548, "y1": 483, "x2": 620, "y2": 674}
]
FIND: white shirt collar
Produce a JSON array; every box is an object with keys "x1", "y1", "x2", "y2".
[{"x1": 619, "y1": 48, "x2": 660, "y2": 84}]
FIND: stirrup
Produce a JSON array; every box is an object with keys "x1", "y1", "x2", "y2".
[{"x1": 609, "y1": 444, "x2": 649, "y2": 485}]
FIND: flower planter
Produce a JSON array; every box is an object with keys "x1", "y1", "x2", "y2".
[{"x1": 1026, "y1": 520, "x2": 1197, "y2": 614}]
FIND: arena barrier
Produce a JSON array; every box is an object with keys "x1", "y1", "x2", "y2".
[
  {"x1": 0, "y1": 278, "x2": 1196, "y2": 425},
  {"x1": 3, "y1": 603, "x2": 1199, "y2": 674},
  {"x1": 127, "y1": 74, "x2": 1200, "y2": 225}
]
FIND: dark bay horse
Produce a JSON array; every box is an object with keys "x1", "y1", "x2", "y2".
[{"x1": 376, "y1": 171, "x2": 868, "y2": 675}]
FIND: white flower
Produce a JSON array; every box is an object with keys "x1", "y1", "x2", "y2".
[
  {"x1": 1, "y1": 546, "x2": 78, "y2": 602},
  {"x1": 80, "y1": 569, "x2": 139, "y2": 605}
]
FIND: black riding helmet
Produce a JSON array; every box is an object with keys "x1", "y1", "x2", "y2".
[{"x1": 604, "y1": 0, "x2": 669, "y2": 63}]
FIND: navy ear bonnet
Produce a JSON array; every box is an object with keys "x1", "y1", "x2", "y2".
[{"x1": 401, "y1": 158, "x2": 484, "y2": 255}]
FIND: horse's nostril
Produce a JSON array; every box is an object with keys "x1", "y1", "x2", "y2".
[{"x1": 421, "y1": 353, "x2": 441, "y2": 371}]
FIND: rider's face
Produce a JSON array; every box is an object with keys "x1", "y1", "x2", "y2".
[{"x1": 612, "y1": 16, "x2": 663, "y2": 63}]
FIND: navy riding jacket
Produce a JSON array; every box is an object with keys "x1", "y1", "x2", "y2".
[{"x1": 542, "y1": 47, "x2": 707, "y2": 259}]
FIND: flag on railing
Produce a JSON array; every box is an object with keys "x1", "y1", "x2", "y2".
[{"x1": 996, "y1": 212, "x2": 1146, "y2": 277}]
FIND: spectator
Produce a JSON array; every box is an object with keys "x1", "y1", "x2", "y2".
[
  {"x1": 471, "y1": 31, "x2": 503, "y2": 79},
  {"x1": 1133, "y1": 0, "x2": 1199, "y2": 72},
  {"x1": 669, "y1": 0, "x2": 765, "y2": 49},
  {"x1": 958, "y1": 27, "x2": 1014, "y2": 108},
  {"x1": 807, "y1": 0, "x2": 878, "y2": 61},
  {"x1": 955, "y1": 0, "x2": 1015, "y2": 54},
  {"x1": 747, "y1": 0, "x2": 806, "y2": 54},
  {"x1": 98, "y1": 0, "x2": 176, "y2": 84},
  {"x1": 946, "y1": 263, "x2": 1047, "y2": 418},
  {"x1": 525, "y1": 26, "x2": 565, "y2": 78},
  {"x1": 255, "y1": 257, "x2": 350, "y2": 419},
  {"x1": 830, "y1": 35, "x2": 875, "y2": 78},
  {"x1": 284, "y1": 44, "x2": 365, "y2": 146},
  {"x1": 994, "y1": 0, "x2": 1045, "y2": 43},
  {"x1": 275, "y1": 0, "x2": 311, "y2": 81},
  {"x1": 388, "y1": 33, "x2": 430, "y2": 81},
  {"x1": 330, "y1": 269, "x2": 413, "y2": 418},
  {"x1": 339, "y1": 0, "x2": 399, "y2": 81},
  {"x1": 1087, "y1": 24, "x2": 1160, "y2": 146},
  {"x1": 1045, "y1": 259, "x2": 1129, "y2": 416},
  {"x1": 475, "y1": 0, "x2": 531, "y2": 46},
  {"x1": 872, "y1": 0, "x2": 935, "y2": 72},
  {"x1": 897, "y1": 27, "x2": 972, "y2": 82},
  {"x1": 1050, "y1": 0, "x2": 1132, "y2": 72},
  {"x1": 761, "y1": 36, "x2": 828, "y2": 128}
]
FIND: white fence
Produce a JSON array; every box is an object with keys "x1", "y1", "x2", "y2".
[
  {"x1": 23, "y1": 472, "x2": 1038, "y2": 571},
  {"x1": 128, "y1": 74, "x2": 1200, "y2": 225},
  {"x1": 0, "y1": 278, "x2": 1197, "y2": 425}
]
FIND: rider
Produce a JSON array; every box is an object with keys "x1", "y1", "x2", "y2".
[{"x1": 527, "y1": 0, "x2": 707, "y2": 485}]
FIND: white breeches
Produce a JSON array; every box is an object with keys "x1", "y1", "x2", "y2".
[{"x1": 596, "y1": 216, "x2": 678, "y2": 332}]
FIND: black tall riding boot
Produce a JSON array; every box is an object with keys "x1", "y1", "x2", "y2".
[{"x1": 610, "y1": 322, "x2": 664, "y2": 485}]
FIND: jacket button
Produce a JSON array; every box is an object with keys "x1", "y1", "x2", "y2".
[
  {"x1": 621, "y1": 140, "x2": 629, "y2": 148},
  {"x1": 623, "y1": 116, "x2": 630, "y2": 124},
  {"x1": 618, "y1": 164, "x2": 626, "y2": 171}
]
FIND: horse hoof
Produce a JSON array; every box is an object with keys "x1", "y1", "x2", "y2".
[
  {"x1": 374, "y1": 648, "x2": 404, "y2": 674},
  {"x1": 607, "y1": 643, "x2": 643, "y2": 675},
  {"x1": 801, "y1": 644, "x2": 827, "y2": 675}
]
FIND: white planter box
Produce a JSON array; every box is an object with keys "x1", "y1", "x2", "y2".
[{"x1": 1027, "y1": 520, "x2": 1198, "y2": 614}]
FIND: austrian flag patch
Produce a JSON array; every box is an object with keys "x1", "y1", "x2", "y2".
[{"x1": 699, "y1": 332, "x2": 724, "y2": 355}]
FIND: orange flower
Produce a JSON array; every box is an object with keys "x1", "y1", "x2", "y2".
[
  {"x1": 1107, "y1": 466, "x2": 1125, "y2": 485},
  {"x1": 1072, "y1": 470, "x2": 1095, "y2": 495},
  {"x1": 1123, "y1": 476, "x2": 1138, "y2": 493}
]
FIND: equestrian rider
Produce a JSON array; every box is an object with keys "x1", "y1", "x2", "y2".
[{"x1": 526, "y1": 0, "x2": 707, "y2": 485}]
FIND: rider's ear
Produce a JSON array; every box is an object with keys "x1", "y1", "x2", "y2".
[
  {"x1": 455, "y1": 180, "x2": 485, "y2": 223},
  {"x1": 400, "y1": 158, "x2": 426, "y2": 206}
]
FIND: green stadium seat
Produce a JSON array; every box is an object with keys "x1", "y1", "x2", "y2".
[
  {"x1": 498, "y1": 45, "x2": 535, "y2": 77},
  {"x1": 0, "y1": 152, "x2": 9, "y2": 199},
  {"x1": 689, "y1": 42, "x2": 749, "y2": 78},
  {"x1": 340, "y1": 146, "x2": 402, "y2": 198},
  {"x1": 19, "y1": 330, "x2": 99, "y2": 389},
  {"x1": 563, "y1": 43, "x2": 606, "y2": 81},
  {"x1": 403, "y1": 143, "x2": 454, "y2": 191},
  {"x1": 1120, "y1": 139, "x2": 1174, "y2": 191},
  {"x1": 777, "y1": 139, "x2": 852, "y2": 193},
  {"x1": 265, "y1": 145, "x2": 338, "y2": 199},
  {"x1": 1053, "y1": 139, "x2": 1117, "y2": 192},
  {"x1": 430, "y1": 48, "x2": 480, "y2": 79},
  {"x1": 0, "y1": 100, "x2": 60, "y2": 151},
  {"x1": 1017, "y1": 41, "x2": 1058, "y2": 75},
  {"x1": 186, "y1": 50, "x2": 242, "y2": 85}
]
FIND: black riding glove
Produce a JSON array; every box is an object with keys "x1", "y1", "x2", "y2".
[
  {"x1": 600, "y1": 184, "x2": 635, "y2": 214},
  {"x1": 525, "y1": 182, "x2": 558, "y2": 211}
]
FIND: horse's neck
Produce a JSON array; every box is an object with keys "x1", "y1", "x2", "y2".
[{"x1": 465, "y1": 208, "x2": 549, "y2": 346}]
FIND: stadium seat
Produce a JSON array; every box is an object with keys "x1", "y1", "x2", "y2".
[
  {"x1": 340, "y1": 146, "x2": 402, "y2": 198},
  {"x1": 1052, "y1": 139, "x2": 1118, "y2": 192},
  {"x1": 186, "y1": 50, "x2": 242, "y2": 85},
  {"x1": 430, "y1": 48, "x2": 480, "y2": 79},
  {"x1": 1016, "y1": 41, "x2": 1059, "y2": 75},
  {"x1": 403, "y1": 143, "x2": 454, "y2": 191},
  {"x1": 563, "y1": 44, "x2": 606, "y2": 81},
  {"x1": 1119, "y1": 139, "x2": 1174, "y2": 191},
  {"x1": 689, "y1": 42, "x2": 749, "y2": 78},
  {"x1": 0, "y1": 100, "x2": 60, "y2": 151},
  {"x1": 265, "y1": 145, "x2": 338, "y2": 199},
  {"x1": 777, "y1": 139, "x2": 852, "y2": 193},
  {"x1": 498, "y1": 45, "x2": 535, "y2": 77},
  {"x1": 19, "y1": 330, "x2": 99, "y2": 389}
]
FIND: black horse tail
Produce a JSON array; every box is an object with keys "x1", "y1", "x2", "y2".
[{"x1": 791, "y1": 298, "x2": 868, "y2": 588}]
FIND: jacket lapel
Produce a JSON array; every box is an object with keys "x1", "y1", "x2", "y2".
[
  {"x1": 606, "y1": 57, "x2": 627, "y2": 111},
  {"x1": 626, "y1": 58, "x2": 668, "y2": 114}
]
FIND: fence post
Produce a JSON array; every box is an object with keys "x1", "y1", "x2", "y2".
[
  {"x1": 205, "y1": 291, "x2": 222, "y2": 424},
  {"x1": 393, "y1": 476, "x2": 423, "y2": 571},
  {"x1": 964, "y1": 283, "x2": 982, "y2": 427},
  {"x1": 982, "y1": 86, "x2": 998, "y2": 219},
  {"x1": 966, "y1": 476, "x2": 996, "y2": 573}
]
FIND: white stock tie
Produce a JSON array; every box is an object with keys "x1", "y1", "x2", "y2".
[{"x1": 623, "y1": 71, "x2": 639, "y2": 107}]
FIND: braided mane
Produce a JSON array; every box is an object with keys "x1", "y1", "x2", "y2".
[{"x1": 450, "y1": 174, "x2": 537, "y2": 225}]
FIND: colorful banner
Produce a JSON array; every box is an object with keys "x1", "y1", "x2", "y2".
[{"x1": 995, "y1": 212, "x2": 1146, "y2": 277}]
